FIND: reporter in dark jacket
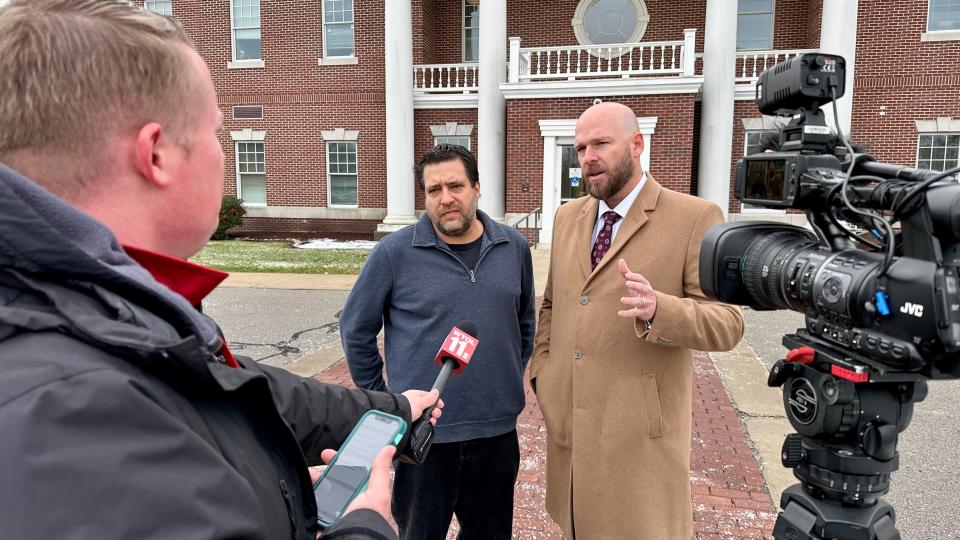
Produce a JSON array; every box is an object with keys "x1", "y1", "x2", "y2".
[{"x1": 0, "y1": 2, "x2": 440, "y2": 538}]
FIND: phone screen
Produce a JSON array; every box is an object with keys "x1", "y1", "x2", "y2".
[{"x1": 314, "y1": 412, "x2": 405, "y2": 525}]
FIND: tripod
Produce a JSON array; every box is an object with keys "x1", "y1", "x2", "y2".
[{"x1": 768, "y1": 334, "x2": 928, "y2": 540}]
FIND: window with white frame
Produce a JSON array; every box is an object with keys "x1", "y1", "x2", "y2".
[
  {"x1": 236, "y1": 141, "x2": 266, "y2": 205},
  {"x1": 435, "y1": 135, "x2": 471, "y2": 150},
  {"x1": 327, "y1": 141, "x2": 358, "y2": 206},
  {"x1": 928, "y1": 0, "x2": 960, "y2": 32},
  {"x1": 737, "y1": 0, "x2": 774, "y2": 50},
  {"x1": 323, "y1": 0, "x2": 355, "y2": 57},
  {"x1": 745, "y1": 129, "x2": 779, "y2": 156},
  {"x1": 463, "y1": 0, "x2": 480, "y2": 62},
  {"x1": 231, "y1": 0, "x2": 261, "y2": 61},
  {"x1": 917, "y1": 133, "x2": 960, "y2": 172},
  {"x1": 572, "y1": 0, "x2": 650, "y2": 47},
  {"x1": 144, "y1": 0, "x2": 172, "y2": 16}
]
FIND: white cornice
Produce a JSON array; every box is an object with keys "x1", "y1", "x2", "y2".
[
  {"x1": 735, "y1": 82, "x2": 760, "y2": 101},
  {"x1": 413, "y1": 94, "x2": 479, "y2": 109},
  {"x1": 499, "y1": 76, "x2": 703, "y2": 100}
]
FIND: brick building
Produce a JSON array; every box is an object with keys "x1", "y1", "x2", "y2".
[{"x1": 137, "y1": 0, "x2": 960, "y2": 242}]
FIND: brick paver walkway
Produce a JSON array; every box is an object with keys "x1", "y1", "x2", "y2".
[{"x1": 317, "y1": 351, "x2": 776, "y2": 539}]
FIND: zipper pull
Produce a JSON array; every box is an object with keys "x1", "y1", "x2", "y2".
[{"x1": 469, "y1": 269, "x2": 476, "y2": 283}]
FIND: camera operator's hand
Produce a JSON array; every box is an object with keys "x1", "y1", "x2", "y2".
[
  {"x1": 617, "y1": 258, "x2": 657, "y2": 321},
  {"x1": 401, "y1": 388, "x2": 443, "y2": 426},
  {"x1": 317, "y1": 446, "x2": 396, "y2": 534}
]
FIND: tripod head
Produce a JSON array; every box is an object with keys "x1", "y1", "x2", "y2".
[{"x1": 768, "y1": 334, "x2": 928, "y2": 539}]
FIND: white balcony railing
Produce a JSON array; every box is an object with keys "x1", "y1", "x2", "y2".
[
  {"x1": 507, "y1": 29, "x2": 697, "y2": 84},
  {"x1": 413, "y1": 63, "x2": 479, "y2": 94},
  {"x1": 735, "y1": 49, "x2": 817, "y2": 82}
]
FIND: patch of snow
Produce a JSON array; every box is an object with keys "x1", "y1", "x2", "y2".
[{"x1": 295, "y1": 238, "x2": 376, "y2": 250}]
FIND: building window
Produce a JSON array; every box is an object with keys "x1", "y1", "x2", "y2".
[
  {"x1": 435, "y1": 135, "x2": 471, "y2": 150},
  {"x1": 463, "y1": 0, "x2": 480, "y2": 62},
  {"x1": 918, "y1": 133, "x2": 960, "y2": 172},
  {"x1": 928, "y1": 0, "x2": 960, "y2": 32},
  {"x1": 231, "y1": 0, "x2": 261, "y2": 61},
  {"x1": 323, "y1": 0, "x2": 355, "y2": 57},
  {"x1": 572, "y1": 0, "x2": 650, "y2": 47},
  {"x1": 745, "y1": 129, "x2": 778, "y2": 156},
  {"x1": 737, "y1": 0, "x2": 774, "y2": 50},
  {"x1": 236, "y1": 141, "x2": 266, "y2": 205},
  {"x1": 144, "y1": 0, "x2": 172, "y2": 16},
  {"x1": 327, "y1": 141, "x2": 358, "y2": 206}
]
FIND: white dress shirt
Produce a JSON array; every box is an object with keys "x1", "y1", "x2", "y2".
[{"x1": 591, "y1": 172, "x2": 647, "y2": 246}]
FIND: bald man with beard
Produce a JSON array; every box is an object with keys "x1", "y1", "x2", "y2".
[{"x1": 530, "y1": 102, "x2": 744, "y2": 539}]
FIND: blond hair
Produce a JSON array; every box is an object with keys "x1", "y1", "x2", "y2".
[{"x1": 0, "y1": 0, "x2": 198, "y2": 195}]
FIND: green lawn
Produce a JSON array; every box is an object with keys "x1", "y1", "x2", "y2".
[{"x1": 190, "y1": 240, "x2": 370, "y2": 274}]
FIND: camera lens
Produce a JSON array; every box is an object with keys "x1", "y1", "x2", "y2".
[{"x1": 741, "y1": 230, "x2": 819, "y2": 310}]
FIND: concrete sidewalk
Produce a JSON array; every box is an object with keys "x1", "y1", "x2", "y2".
[{"x1": 222, "y1": 247, "x2": 785, "y2": 538}]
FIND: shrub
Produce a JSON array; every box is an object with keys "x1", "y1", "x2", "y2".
[{"x1": 212, "y1": 195, "x2": 246, "y2": 240}]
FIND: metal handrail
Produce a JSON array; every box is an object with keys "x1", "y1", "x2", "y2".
[{"x1": 513, "y1": 207, "x2": 542, "y2": 248}]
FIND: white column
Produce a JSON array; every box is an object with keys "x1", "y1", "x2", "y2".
[
  {"x1": 379, "y1": 0, "x2": 417, "y2": 233},
  {"x1": 820, "y1": 0, "x2": 859, "y2": 138},
  {"x1": 477, "y1": 0, "x2": 507, "y2": 222},
  {"x1": 696, "y1": 0, "x2": 737, "y2": 216}
]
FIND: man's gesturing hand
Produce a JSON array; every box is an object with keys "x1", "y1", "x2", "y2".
[
  {"x1": 401, "y1": 388, "x2": 443, "y2": 425},
  {"x1": 617, "y1": 258, "x2": 657, "y2": 321}
]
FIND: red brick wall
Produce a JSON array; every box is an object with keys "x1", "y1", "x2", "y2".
[
  {"x1": 772, "y1": 0, "x2": 813, "y2": 49},
  {"x1": 855, "y1": 0, "x2": 960, "y2": 79},
  {"x1": 852, "y1": 87, "x2": 960, "y2": 166},
  {"x1": 806, "y1": 0, "x2": 823, "y2": 48},
  {"x1": 431, "y1": 0, "x2": 464, "y2": 64},
  {"x1": 851, "y1": 0, "x2": 960, "y2": 167},
  {"x1": 413, "y1": 109, "x2": 480, "y2": 209},
  {"x1": 220, "y1": 100, "x2": 387, "y2": 208},
  {"x1": 505, "y1": 95, "x2": 697, "y2": 214}
]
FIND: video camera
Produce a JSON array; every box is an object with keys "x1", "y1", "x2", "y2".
[{"x1": 699, "y1": 53, "x2": 960, "y2": 539}]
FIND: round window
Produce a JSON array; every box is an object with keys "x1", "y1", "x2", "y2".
[{"x1": 573, "y1": 0, "x2": 650, "y2": 48}]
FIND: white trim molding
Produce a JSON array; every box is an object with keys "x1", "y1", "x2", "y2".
[
  {"x1": 227, "y1": 59, "x2": 265, "y2": 70},
  {"x1": 414, "y1": 94, "x2": 479, "y2": 109},
  {"x1": 230, "y1": 128, "x2": 267, "y2": 141},
  {"x1": 914, "y1": 117, "x2": 960, "y2": 132},
  {"x1": 320, "y1": 128, "x2": 360, "y2": 141},
  {"x1": 921, "y1": 30, "x2": 960, "y2": 42},
  {"x1": 501, "y1": 76, "x2": 703, "y2": 100},
  {"x1": 430, "y1": 122, "x2": 475, "y2": 137},
  {"x1": 318, "y1": 56, "x2": 359, "y2": 66}
]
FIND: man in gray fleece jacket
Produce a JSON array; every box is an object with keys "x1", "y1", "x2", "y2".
[{"x1": 340, "y1": 144, "x2": 536, "y2": 540}]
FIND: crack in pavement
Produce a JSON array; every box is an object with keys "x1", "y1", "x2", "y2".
[{"x1": 229, "y1": 311, "x2": 342, "y2": 362}]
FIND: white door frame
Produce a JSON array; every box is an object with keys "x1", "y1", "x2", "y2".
[{"x1": 538, "y1": 117, "x2": 658, "y2": 245}]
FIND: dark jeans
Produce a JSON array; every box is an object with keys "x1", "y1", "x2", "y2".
[{"x1": 392, "y1": 429, "x2": 520, "y2": 540}]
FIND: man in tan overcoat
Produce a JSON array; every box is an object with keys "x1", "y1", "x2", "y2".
[{"x1": 531, "y1": 102, "x2": 745, "y2": 539}]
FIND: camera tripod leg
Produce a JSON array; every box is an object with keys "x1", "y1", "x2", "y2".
[{"x1": 773, "y1": 485, "x2": 900, "y2": 540}]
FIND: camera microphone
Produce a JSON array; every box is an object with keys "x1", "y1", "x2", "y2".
[{"x1": 400, "y1": 321, "x2": 479, "y2": 464}]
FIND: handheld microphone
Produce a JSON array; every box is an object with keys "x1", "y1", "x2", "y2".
[{"x1": 400, "y1": 321, "x2": 479, "y2": 464}]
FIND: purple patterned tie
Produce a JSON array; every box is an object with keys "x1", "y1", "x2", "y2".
[{"x1": 591, "y1": 211, "x2": 622, "y2": 269}]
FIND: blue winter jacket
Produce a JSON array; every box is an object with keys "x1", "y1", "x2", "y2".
[{"x1": 340, "y1": 210, "x2": 536, "y2": 443}]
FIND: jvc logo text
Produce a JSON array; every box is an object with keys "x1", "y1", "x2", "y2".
[{"x1": 900, "y1": 302, "x2": 924, "y2": 318}]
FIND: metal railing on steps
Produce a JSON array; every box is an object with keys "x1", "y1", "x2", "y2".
[{"x1": 512, "y1": 207, "x2": 542, "y2": 249}]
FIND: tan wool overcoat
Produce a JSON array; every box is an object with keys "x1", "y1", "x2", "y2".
[{"x1": 531, "y1": 177, "x2": 745, "y2": 540}]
